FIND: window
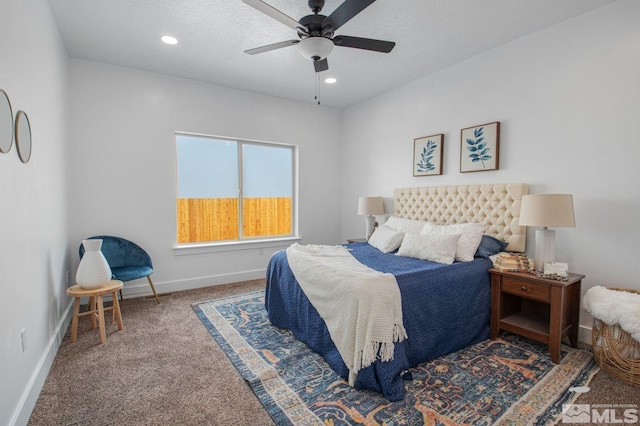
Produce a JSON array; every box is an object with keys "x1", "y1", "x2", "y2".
[{"x1": 176, "y1": 133, "x2": 295, "y2": 244}]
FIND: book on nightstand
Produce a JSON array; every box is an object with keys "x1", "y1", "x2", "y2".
[{"x1": 492, "y1": 252, "x2": 534, "y2": 272}]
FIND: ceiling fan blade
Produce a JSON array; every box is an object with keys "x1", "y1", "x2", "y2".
[
  {"x1": 314, "y1": 58, "x2": 329, "y2": 72},
  {"x1": 242, "y1": 0, "x2": 308, "y2": 33},
  {"x1": 333, "y1": 35, "x2": 395, "y2": 53},
  {"x1": 322, "y1": 0, "x2": 376, "y2": 33},
  {"x1": 244, "y1": 40, "x2": 299, "y2": 55}
]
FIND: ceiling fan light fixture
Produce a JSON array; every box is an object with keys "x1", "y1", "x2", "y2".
[{"x1": 297, "y1": 37, "x2": 334, "y2": 61}]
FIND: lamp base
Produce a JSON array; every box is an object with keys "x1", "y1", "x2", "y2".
[
  {"x1": 367, "y1": 220, "x2": 379, "y2": 241},
  {"x1": 364, "y1": 215, "x2": 375, "y2": 240},
  {"x1": 534, "y1": 228, "x2": 555, "y2": 272}
]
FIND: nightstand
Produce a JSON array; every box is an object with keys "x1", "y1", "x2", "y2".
[
  {"x1": 488, "y1": 269, "x2": 585, "y2": 363},
  {"x1": 346, "y1": 238, "x2": 367, "y2": 243}
]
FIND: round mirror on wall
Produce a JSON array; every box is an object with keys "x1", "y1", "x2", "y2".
[
  {"x1": 15, "y1": 110, "x2": 32, "y2": 163},
  {"x1": 0, "y1": 89, "x2": 13, "y2": 154}
]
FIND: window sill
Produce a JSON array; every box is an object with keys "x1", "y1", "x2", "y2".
[{"x1": 173, "y1": 236, "x2": 301, "y2": 256}]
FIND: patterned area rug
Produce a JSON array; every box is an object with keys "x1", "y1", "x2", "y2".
[{"x1": 193, "y1": 291, "x2": 598, "y2": 425}]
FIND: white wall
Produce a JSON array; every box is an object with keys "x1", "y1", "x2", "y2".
[
  {"x1": 68, "y1": 60, "x2": 343, "y2": 297},
  {"x1": 0, "y1": 1, "x2": 70, "y2": 425},
  {"x1": 340, "y1": 0, "x2": 640, "y2": 336}
]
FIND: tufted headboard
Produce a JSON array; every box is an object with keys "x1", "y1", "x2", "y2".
[{"x1": 393, "y1": 183, "x2": 528, "y2": 252}]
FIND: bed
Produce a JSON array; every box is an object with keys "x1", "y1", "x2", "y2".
[{"x1": 266, "y1": 183, "x2": 528, "y2": 401}]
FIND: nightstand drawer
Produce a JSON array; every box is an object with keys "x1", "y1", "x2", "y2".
[{"x1": 502, "y1": 277, "x2": 550, "y2": 303}]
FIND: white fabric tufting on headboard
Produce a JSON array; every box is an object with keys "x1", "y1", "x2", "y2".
[{"x1": 393, "y1": 183, "x2": 528, "y2": 252}]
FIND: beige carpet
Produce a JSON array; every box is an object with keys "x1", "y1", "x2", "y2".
[{"x1": 29, "y1": 279, "x2": 640, "y2": 425}]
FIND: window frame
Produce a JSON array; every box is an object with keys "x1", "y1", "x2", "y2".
[{"x1": 173, "y1": 131, "x2": 300, "y2": 254}]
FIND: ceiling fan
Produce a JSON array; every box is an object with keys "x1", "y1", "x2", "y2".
[{"x1": 242, "y1": 0, "x2": 396, "y2": 73}]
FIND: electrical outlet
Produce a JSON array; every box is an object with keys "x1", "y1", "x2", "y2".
[{"x1": 21, "y1": 328, "x2": 27, "y2": 352}]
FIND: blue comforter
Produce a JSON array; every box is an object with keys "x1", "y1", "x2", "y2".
[{"x1": 265, "y1": 242, "x2": 492, "y2": 401}]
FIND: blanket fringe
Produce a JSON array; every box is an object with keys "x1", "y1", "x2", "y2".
[
  {"x1": 349, "y1": 323, "x2": 409, "y2": 386},
  {"x1": 394, "y1": 323, "x2": 409, "y2": 343}
]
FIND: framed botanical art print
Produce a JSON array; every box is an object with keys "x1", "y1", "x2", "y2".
[
  {"x1": 460, "y1": 122, "x2": 500, "y2": 173},
  {"x1": 413, "y1": 134, "x2": 443, "y2": 176}
]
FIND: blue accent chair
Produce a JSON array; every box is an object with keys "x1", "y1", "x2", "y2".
[{"x1": 79, "y1": 235, "x2": 160, "y2": 304}]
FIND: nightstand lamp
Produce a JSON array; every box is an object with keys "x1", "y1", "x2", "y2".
[
  {"x1": 519, "y1": 194, "x2": 575, "y2": 272},
  {"x1": 357, "y1": 196, "x2": 384, "y2": 240}
]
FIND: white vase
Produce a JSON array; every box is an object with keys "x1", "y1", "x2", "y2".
[{"x1": 76, "y1": 239, "x2": 112, "y2": 289}]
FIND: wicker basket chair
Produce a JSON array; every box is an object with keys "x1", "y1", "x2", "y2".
[{"x1": 591, "y1": 287, "x2": 640, "y2": 387}]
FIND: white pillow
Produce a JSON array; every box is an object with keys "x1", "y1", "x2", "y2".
[
  {"x1": 368, "y1": 225, "x2": 405, "y2": 253},
  {"x1": 421, "y1": 222, "x2": 486, "y2": 262},
  {"x1": 384, "y1": 216, "x2": 430, "y2": 235},
  {"x1": 396, "y1": 232, "x2": 461, "y2": 264}
]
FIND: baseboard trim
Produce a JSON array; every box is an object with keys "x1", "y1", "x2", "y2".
[
  {"x1": 11, "y1": 298, "x2": 74, "y2": 426},
  {"x1": 579, "y1": 324, "x2": 593, "y2": 345},
  {"x1": 120, "y1": 269, "x2": 267, "y2": 299}
]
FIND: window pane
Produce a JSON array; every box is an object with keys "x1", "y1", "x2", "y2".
[
  {"x1": 176, "y1": 136, "x2": 239, "y2": 243},
  {"x1": 177, "y1": 136, "x2": 238, "y2": 197},
  {"x1": 242, "y1": 144, "x2": 292, "y2": 237}
]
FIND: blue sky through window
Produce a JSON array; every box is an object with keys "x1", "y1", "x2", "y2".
[
  {"x1": 243, "y1": 144, "x2": 292, "y2": 198},
  {"x1": 176, "y1": 135, "x2": 292, "y2": 198}
]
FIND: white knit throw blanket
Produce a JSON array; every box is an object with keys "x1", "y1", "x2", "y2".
[{"x1": 286, "y1": 243, "x2": 407, "y2": 386}]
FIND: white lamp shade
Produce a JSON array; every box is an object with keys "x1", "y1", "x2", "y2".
[
  {"x1": 298, "y1": 37, "x2": 334, "y2": 60},
  {"x1": 357, "y1": 197, "x2": 384, "y2": 216},
  {"x1": 519, "y1": 194, "x2": 575, "y2": 228}
]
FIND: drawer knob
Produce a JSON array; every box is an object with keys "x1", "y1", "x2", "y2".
[{"x1": 521, "y1": 286, "x2": 527, "y2": 291}]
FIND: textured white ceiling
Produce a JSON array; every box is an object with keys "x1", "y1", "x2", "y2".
[{"x1": 48, "y1": 0, "x2": 617, "y2": 109}]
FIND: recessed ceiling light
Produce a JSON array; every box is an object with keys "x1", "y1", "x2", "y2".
[
  {"x1": 325, "y1": 78, "x2": 337, "y2": 84},
  {"x1": 161, "y1": 35, "x2": 178, "y2": 45}
]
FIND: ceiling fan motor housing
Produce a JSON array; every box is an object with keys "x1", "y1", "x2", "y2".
[{"x1": 298, "y1": 14, "x2": 333, "y2": 38}]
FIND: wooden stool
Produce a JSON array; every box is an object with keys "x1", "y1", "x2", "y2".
[{"x1": 67, "y1": 280, "x2": 124, "y2": 344}]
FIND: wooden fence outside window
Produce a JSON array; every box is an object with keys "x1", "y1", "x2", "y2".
[{"x1": 177, "y1": 197, "x2": 291, "y2": 243}]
